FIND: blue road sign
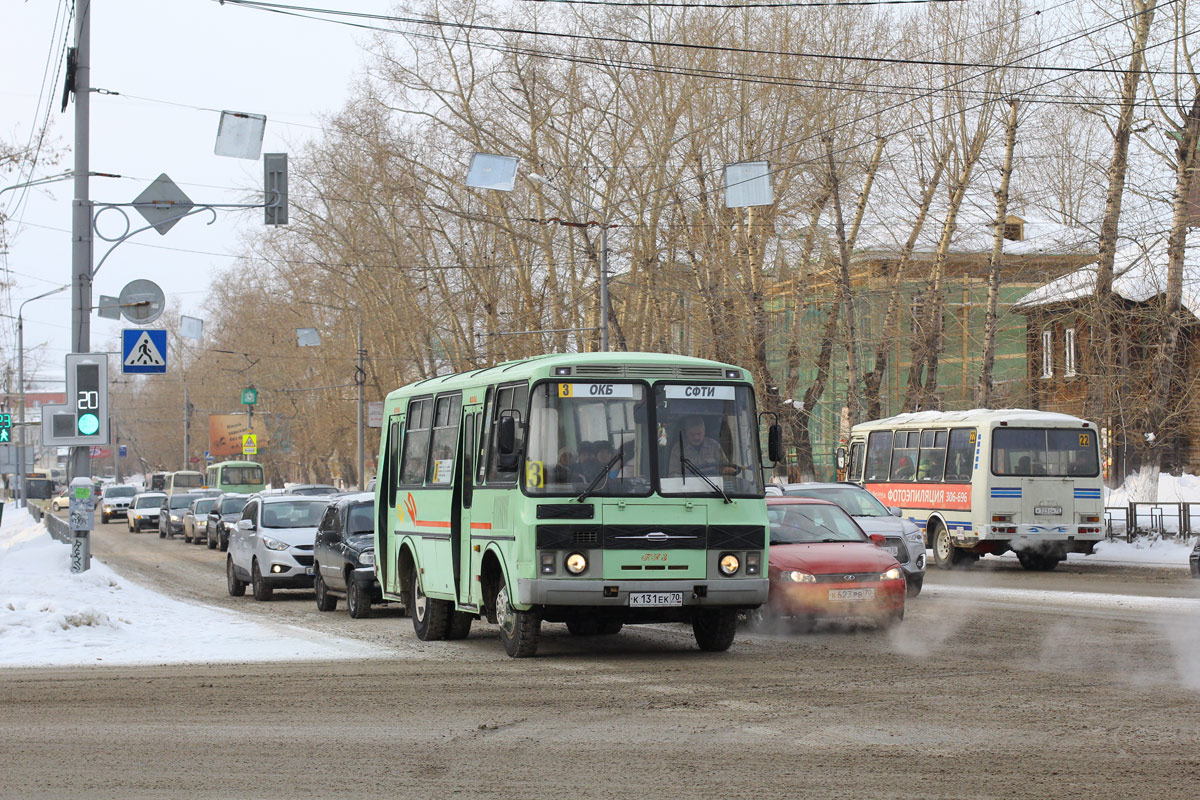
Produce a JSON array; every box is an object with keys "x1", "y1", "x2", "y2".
[
  {"x1": 122, "y1": 329, "x2": 167, "y2": 374},
  {"x1": 119, "y1": 445, "x2": 128, "y2": 458}
]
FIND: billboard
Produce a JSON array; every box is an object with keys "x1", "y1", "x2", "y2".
[{"x1": 208, "y1": 414, "x2": 267, "y2": 458}]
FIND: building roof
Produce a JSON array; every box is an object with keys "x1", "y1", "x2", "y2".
[
  {"x1": 1013, "y1": 237, "x2": 1200, "y2": 318},
  {"x1": 854, "y1": 216, "x2": 1094, "y2": 258}
]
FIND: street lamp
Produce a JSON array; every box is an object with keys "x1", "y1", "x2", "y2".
[
  {"x1": 16, "y1": 285, "x2": 71, "y2": 507},
  {"x1": 466, "y1": 153, "x2": 613, "y2": 352}
]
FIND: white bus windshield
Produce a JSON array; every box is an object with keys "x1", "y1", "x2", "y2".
[{"x1": 991, "y1": 428, "x2": 1099, "y2": 477}]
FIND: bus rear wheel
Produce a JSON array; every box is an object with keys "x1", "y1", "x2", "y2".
[
  {"x1": 495, "y1": 578, "x2": 540, "y2": 658},
  {"x1": 410, "y1": 562, "x2": 450, "y2": 640}
]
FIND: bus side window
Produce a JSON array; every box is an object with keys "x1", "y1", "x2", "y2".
[
  {"x1": 945, "y1": 429, "x2": 975, "y2": 481},
  {"x1": 849, "y1": 442, "x2": 864, "y2": 482},
  {"x1": 427, "y1": 395, "x2": 462, "y2": 486},
  {"x1": 890, "y1": 431, "x2": 918, "y2": 481},
  {"x1": 477, "y1": 387, "x2": 493, "y2": 485},
  {"x1": 386, "y1": 418, "x2": 401, "y2": 506},
  {"x1": 917, "y1": 429, "x2": 948, "y2": 482},
  {"x1": 488, "y1": 384, "x2": 528, "y2": 483},
  {"x1": 399, "y1": 398, "x2": 432, "y2": 486},
  {"x1": 865, "y1": 431, "x2": 892, "y2": 482}
]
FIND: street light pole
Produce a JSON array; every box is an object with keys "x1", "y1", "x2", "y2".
[
  {"x1": 68, "y1": 0, "x2": 93, "y2": 485},
  {"x1": 356, "y1": 319, "x2": 365, "y2": 491},
  {"x1": 15, "y1": 285, "x2": 71, "y2": 507}
]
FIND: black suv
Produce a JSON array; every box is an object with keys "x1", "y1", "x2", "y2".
[
  {"x1": 313, "y1": 492, "x2": 381, "y2": 618},
  {"x1": 206, "y1": 493, "x2": 250, "y2": 551}
]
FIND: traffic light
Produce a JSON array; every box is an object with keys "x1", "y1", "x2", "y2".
[
  {"x1": 0, "y1": 412, "x2": 11, "y2": 444},
  {"x1": 40, "y1": 354, "x2": 109, "y2": 447}
]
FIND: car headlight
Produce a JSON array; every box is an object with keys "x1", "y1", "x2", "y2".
[
  {"x1": 903, "y1": 529, "x2": 925, "y2": 544},
  {"x1": 718, "y1": 553, "x2": 740, "y2": 576},
  {"x1": 565, "y1": 552, "x2": 588, "y2": 575},
  {"x1": 780, "y1": 570, "x2": 816, "y2": 583},
  {"x1": 357, "y1": 550, "x2": 375, "y2": 567},
  {"x1": 261, "y1": 536, "x2": 289, "y2": 551},
  {"x1": 170, "y1": 514, "x2": 181, "y2": 522},
  {"x1": 881, "y1": 567, "x2": 904, "y2": 581}
]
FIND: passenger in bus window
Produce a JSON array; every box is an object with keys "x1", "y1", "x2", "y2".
[
  {"x1": 667, "y1": 416, "x2": 737, "y2": 476},
  {"x1": 892, "y1": 455, "x2": 915, "y2": 481},
  {"x1": 572, "y1": 441, "x2": 598, "y2": 482},
  {"x1": 553, "y1": 447, "x2": 575, "y2": 484}
]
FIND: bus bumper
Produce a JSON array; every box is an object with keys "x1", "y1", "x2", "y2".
[{"x1": 517, "y1": 577, "x2": 768, "y2": 607}]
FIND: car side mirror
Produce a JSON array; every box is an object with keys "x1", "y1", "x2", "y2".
[
  {"x1": 889, "y1": 507, "x2": 902, "y2": 518},
  {"x1": 237, "y1": 519, "x2": 256, "y2": 532},
  {"x1": 869, "y1": 533, "x2": 886, "y2": 547}
]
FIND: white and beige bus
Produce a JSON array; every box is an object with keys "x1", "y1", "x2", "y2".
[{"x1": 843, "y1": 409, "x2": 1104, "y2": 571}]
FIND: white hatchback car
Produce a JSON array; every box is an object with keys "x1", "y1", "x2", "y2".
[{"x1": 226, "y1": 495, "x2": 328, "y2": 601}]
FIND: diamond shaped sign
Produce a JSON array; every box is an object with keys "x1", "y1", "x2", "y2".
[{"x1": 133, "y1": 174, "x2": 194, "y2": 235}]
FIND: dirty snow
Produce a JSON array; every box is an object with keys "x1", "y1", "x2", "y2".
[{"x1": 0, "y1": 504, "x2": 381, "y2": 667}]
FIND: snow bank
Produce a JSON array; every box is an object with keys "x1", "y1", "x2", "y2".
[
  {"x1": 0, "y1": 503, "x2": 381, "y2": 667},
  {"x1": 1106, "y1": 470, "x2": 1200, "y2": 506}
]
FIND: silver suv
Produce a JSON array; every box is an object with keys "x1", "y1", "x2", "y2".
[
  {"x1": 226, "y1": 494, "x2": 328, "y2": 601},
  {"x1": 99, "y1": 485, "x2": 138, "y2": 524},
  {"x1": 766, "y1": 482, "x2": 927, "y2": 597}
]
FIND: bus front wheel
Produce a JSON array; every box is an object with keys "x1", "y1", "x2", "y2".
[
  {"x1": 495, "y1": 578, "x2": 540, "y2": 658},
  {"x1": 932, "y1": 524, "x2": 974, "y2": 570},
  {"x1": 410, "y1": 562, "x2": 450, "y2": 640},
  {"x1": 692, "y1": 608, "x2": 738, "y2": 652}
]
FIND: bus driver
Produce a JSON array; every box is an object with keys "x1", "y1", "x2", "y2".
[{"x1": 667, "y1": 416, "x2": 739, "y2": 477}]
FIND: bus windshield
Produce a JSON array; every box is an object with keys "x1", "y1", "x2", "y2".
[
  {"x1": 656, "y1": 384, "x2": 762, "y2": 497},
  {"x1": 222, "y1": 466, "x2": 263, "y2": 486},
  {"x1": 526, "y1": 382, "x2": 650, "y2": 496},
  {"x1": 991, "y1": 428, "x2": 1100, "y2": 477}
]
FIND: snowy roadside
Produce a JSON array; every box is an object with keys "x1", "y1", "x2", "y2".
[{"x1": 0, "y1": 504, "x2": 383, "y2": 668}]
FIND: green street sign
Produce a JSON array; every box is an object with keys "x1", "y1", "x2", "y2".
[{"x1": 241, "y1": 388, "x2": 258, "y2": 406}]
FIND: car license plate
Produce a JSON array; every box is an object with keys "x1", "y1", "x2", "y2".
[
  {"x1": 629, "y1": 591, "x2": 683, "y2": 607},
  {"x1": 305, "y1": 566, "x2": 315, "y2": 576},
  {"x1": 884, "y1": 546, "x2": 899, "y2": 557},
  {"x1": 829, "y1": 588, "x2": 875, "y2": 602},
  {"x1": 1034, "y1": 505, "x2": 1062, "y2": 516}
]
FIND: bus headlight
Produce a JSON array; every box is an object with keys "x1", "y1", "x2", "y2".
[
  {"x1": 881, "y1": 567, "x2": 904, "y2": 581},
  {"x1": 565, "y1": 552, "x2": 588, "y2": 575},
  {"x1": 719, "y1": 553, "x2": 740, "y2": 576}
]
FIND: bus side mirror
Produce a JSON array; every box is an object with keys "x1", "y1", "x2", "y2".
[
  {"x1": 497, "y1": 416, "x2": 519, "y2": 472},
  {"x1": 836, "y1": 447, "x2": 847, "y2": 470},
  {"x1": 768, "y1": 424, "x2": 783, "y2": 464}
]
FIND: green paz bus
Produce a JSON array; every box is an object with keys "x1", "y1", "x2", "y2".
[
  {"x1": 374, "y1": 352, "x2": 781, "y2": 657},
  {"x1": 205, "y1": 460, "x2": 266, "y2": 494}
]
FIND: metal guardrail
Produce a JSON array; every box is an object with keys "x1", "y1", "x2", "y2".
[
  {"x1": 1106, "y1": 502, "x2": 1198, "y2": 541},
  {"x1": 42, "y1": 507, "x2": 72, "y2": 543}
]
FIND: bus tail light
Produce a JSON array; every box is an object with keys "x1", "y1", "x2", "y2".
[
  {"x1": 992, "y1": 514, "x2": 1012, "y2": 522},
  {"x1": 1081, "y1": 515, "x2": 1100, "y2": 523},
  {"x1": 993, "y1": 525, "x2": 1017, "y2": 534}
]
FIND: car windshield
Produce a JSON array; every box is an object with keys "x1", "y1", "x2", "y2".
[
  {"x1": 105, "y1": 486, "x2": 136, "y2": 498},
  {"x1": 220, "y1": 497, "x2": 248, "y2": 514},
  {"x1": 194, "y1": 499, "x2": 217, "y2": 514},
  {"x1": 261, "y1": 500, "x2": 327, "y2": 528},
  {"x1": 289, "y1": 486, "x2": 335, "y2": 496},
  {"x1": 785, "y1": 486, "x2": 889, "y2": 517},
  {"x1": 135, "y1": 495, "x2": 164, "y2": 508},
  {"x1": 172, "y1": 473, "x2": 202, "y2": 488},
  {"x1": 767, "y1": 504, "x2": 866, "y2": 544},
  {"x1": 169, "y1": 495, "x2": 194, "y2": 509},
  {"x1": 655, "y1": 383, "x2": 763, "y2": 497},
  {"x1": 346, "y1": 502, "x2": 374, "y2": 536},
  {"x1": 526, "y1": 382, "x2": 650, "y2": 497}
]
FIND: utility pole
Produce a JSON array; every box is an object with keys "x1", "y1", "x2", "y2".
[
  {"x1": 68, "y1": 1, "x2": 93, "y2": 485},
  {"x1": 183, "y1": 384, "x2": 192, "y2": 471},
  {"x1": 356, "y1": 319, "x2": 365, "y2": 490}
]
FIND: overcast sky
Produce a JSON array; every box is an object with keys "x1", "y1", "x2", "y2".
[{"x1": 1, "y1": 0, "x2": 381, "y2": 388}]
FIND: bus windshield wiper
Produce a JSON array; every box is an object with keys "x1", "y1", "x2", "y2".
[
  {"x1": 676, "y1": 453, "x2": 729, "y2": 503},
  {"x1": 576, "y1": 446, "x2": 625, "y2": 502}
]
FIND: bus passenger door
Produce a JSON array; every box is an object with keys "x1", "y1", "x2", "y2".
[{"x1": 454, "y1": 405, "x2": 482, "y2": 606}]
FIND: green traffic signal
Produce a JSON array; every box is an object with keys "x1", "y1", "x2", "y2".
[{"x1": 77, "y1": 413, "x2": 100, "y2": 436}]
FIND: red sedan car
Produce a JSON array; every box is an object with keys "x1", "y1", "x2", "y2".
[{"x1": 751, "y1": 497, "x2": 906, "y2": 631}]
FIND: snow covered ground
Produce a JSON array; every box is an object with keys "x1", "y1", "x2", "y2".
[{"x1": 0, "y1": 503, "x2": 382, "y2": 668}]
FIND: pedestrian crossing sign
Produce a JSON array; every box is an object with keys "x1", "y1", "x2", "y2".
[
  {"x1": 122, "y1": 329, "x2": 168, "y2": 374},
  {"x1": 242, "y1": 434, "x2": 257, "y2": 455}
]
